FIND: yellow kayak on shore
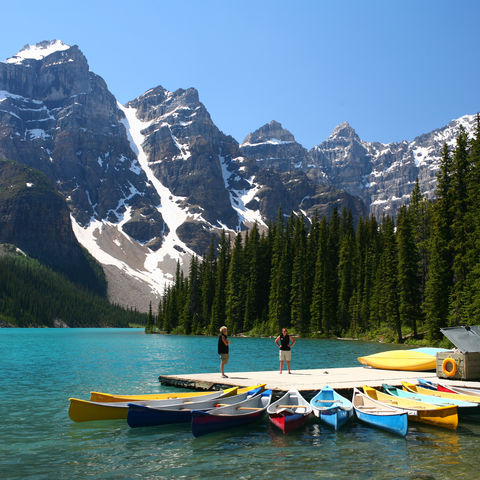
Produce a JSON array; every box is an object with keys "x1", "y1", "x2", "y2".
[
  {"x1": 363, "y1": 386, "x2": 458, "y2": 430},
  {"x1": 357, "y1": 349, "x2": 437, "y2": 371}
]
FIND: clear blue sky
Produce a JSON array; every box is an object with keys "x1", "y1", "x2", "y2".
[{"x1": 1, "y1": 0, "x2": 478, "y2": 148}]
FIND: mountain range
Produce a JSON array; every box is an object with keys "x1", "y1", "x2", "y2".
[{"x1": 0, "y1": 40, "x2": 476, "y2": 311}]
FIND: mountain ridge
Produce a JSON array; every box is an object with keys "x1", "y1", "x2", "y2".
[{"x1": 0, "y1": 40, "x2": 476, "y2": 312}]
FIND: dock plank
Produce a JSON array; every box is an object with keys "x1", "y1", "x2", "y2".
[{"x1": 158, "y1": 366, "x2": 450, "y2": 396}]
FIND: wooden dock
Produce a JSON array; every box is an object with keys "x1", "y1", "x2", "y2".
[{"x1": 158, "y1": 366, "x2": 480, "y2": 399}]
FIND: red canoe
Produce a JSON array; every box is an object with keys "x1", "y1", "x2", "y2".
[{"x1": 267, "y1": 389, "x2": 312, "y2": 433}]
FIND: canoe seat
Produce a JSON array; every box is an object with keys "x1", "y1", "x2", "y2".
[
  {"x1": 277, "y1": 405, "x2": 307, "y2": 409},
  {"x1": 358, "y1": 408, "x2": 397, "y2": 413},
  {"x1": 359, "y1": 406, "x2": 392, "y2": 410}
]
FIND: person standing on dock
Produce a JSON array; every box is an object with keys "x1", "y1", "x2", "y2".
[
  {"x1": 218, "y1": 326, "x2": 230, "y2": 378},
  {"x1": 275, "y1": 328, "x2": 296, "y2": 374}
]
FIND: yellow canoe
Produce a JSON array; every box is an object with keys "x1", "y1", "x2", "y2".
[
  {"x1": 402, "y1": 381, "x2": 480, "y2": 404},
  {"x1": 69, "y1": 385, "x2": 265, "y2": 422},
  {"x1": 357, "y1": 350, "x2": 436, "y2": 371},
  {"x1": 90, "y1": 390, "x2": 216, "y2": 402},
  {"x1": 69, "y1": 387, "x2": 237, "y2": 422},
  {"x1": 363, "y1": 386, "x2": 458, "y2": 430}
]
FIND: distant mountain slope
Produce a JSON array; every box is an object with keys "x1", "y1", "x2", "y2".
[
  {"x1": 0, "y1": 246, "x2": 146, "y2": 327},
  {"x1": 0, "y1": 158, "x2": 106, "y2": 294}
]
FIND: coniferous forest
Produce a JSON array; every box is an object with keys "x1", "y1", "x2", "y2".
[
  {"x1": 154, "y1": 119, "x2": 480, "y2": 345},
  {"x1": 0, "y1": 248, "x2": 148, "y2": 327}
]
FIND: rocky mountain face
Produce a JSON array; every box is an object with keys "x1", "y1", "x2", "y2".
[
  {"x1": 309, "y1": 117, "x2": 476, "y2": 218},
  {"x1": 0, "y1": 158, "x2": 106, "y2": 293},
  {"x1": 239, "y1": 121, "x2": 365, "y2": 220},
  {"x1": 240, "y1": 120, "x2": 312, "y2": 172},
  {"x1": 242, "y1": 116, "x2": 476, "y2": 220},
  {"x1": 0, "y1": 41, "x2": 171, "y2": 309},
  {"x1": 0, "y1": 40, "x2": 475, "y2": 311}
]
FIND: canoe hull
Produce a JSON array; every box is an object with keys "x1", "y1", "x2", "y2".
[
  {"x1": 191, "y1": 390, "x2": 272, "y2": 437},
  {"x1": 413, "y1": 407, "x2": 458, "y2": 430},
  {"x1": 316, "y1": 406, "x2": 353, "y2": 430},
  {"x1": 354, "y1": 408, "x2": 408, "y2": 436},
  {"x1": 68, "y1": 398, "x2": 127, "y2": 422},
  {"x1": 384, "y1": 383, "x2": 475, "y2": 421},
  {"x1": 127, "y1": 404, "x2": 192, "y2": 427},
  {"x1": 363, "y1": 385, "x2": 458, "y2": 430},
  {"x1": 310, "y1": 386, "x2": 353, "y2": 430},
  {"x1": 126, "y1": 386, "x2": 265, "y2": 428},
  {"x1": 192, "y1": 409, "x2": 264, "y2": 436},
  {"x1": 269, "y1": 412, "x2": 310, "y2": 433},
  {"x1": 352, "y1": 388, "x2": 408, "y2": 436},
  {"x1": 403, "y1": 381, "x2": 480, "y2": 405},
  {"x1": 69, "y1": 388, "x2": 237, "y2": 423},
  {"x1": 418, "y1": 378, "x2": 480, "y2": 399},
  {"x1": 267, "y1": 389, "x2": 313, "y2": 434}
]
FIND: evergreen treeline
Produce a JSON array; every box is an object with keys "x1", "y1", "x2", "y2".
[
  {"x1": 0, "y1": 248, "x2": 147, "y2": 327},
  {"x1": 155, "y1": 119, "x2": 480, "y2": 344}
]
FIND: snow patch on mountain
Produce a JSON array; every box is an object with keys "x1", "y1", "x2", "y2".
[
  {"x1": 71, "y1": 216, "x2": 167, "y2": 295},
  {"x1": 6, "y1": 40, "x2": 71, "y2": 64},
  {"x1": 118, "y1": 103, "x2": 196, "y2": 276},
  {"x1": 219, "y1": 155, "x2": 266, "y2": 229},
  {"x1": 241, "y1": 138, "x2": 295, "y2": 147}
]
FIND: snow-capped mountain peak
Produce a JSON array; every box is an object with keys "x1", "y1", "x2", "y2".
[{"x1": 5, "y1": 40, "x2": 71, "y2": 64}]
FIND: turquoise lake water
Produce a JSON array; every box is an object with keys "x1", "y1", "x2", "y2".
[{"x1": 1, "y1": 328, "x2": 479, "y2": 479}]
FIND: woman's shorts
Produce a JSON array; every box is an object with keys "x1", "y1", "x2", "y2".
[
  {"x1": 279, "y1": 350, "x2": 291, "y2": 361},
  {"x1": 220, "y1": 353, "x2": 229, "y2": 364}
]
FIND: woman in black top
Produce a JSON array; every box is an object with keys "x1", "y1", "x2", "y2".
[
  {"x1": 275, "y1": 327, "x2": 296, "y2": 373},
  {"x1": 218, "y1": 326, "x2": 230, "y2": 378}
]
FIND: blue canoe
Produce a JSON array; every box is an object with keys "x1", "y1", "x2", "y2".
[
  {"x1": 127, "y1": 386, "x2": 263, "y2": 428},
  {"x1": 310, "y1": 385, "x2": 353, "y2": 430},
  {"x1": 382, "y1": 383, "x2": 480, "y2": 417},
  {"x1": 352, "y1": 387, "x2": 408, "y2": 436},
  {"x1": 191, "y1": 390, "x2": 273, "y2": 437}
]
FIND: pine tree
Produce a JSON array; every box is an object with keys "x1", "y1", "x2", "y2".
[
  {"x1": 290, "y1": 215, "x2": 308, "y2": 334},
  {"x1": 323, "y1": 208, "x2": 340, "y2": 334},
  {"x1": 424, "y1": 144, "x2": 454, "y2": 340},
  {"x1": 200, "y1": 239, "x2": 217, "y2": 331},
  {"x1": 225, "y1": 233, "x2": 245, "y2": 334},
  {"x1": 376, "y1": 216, "x2": 401, "y2": 341},
  {"x1": 243, "y1": 224, "x2": 261, "y2": 332},
  {"x1": 408, "y1": 179, "x2": 430, "y2": 314},
  {"x1": 310, "y1": 216, "x2": 328, "y2": 333},
  {"x1": 209, "y1": 231, "x2": 230, "y2": 334},
  {"x1": 449, "y1": 126, "x2": 470, "y2": 325},
  {"x1": 337, "y1": 210, "x2": 355, "y2": 335},
  {"x1": 268, "y1": 211, "x2": 291, "y2": 334},
  {"x1": 397, "y1": 206, "x2": 422, "y2": 337},
  {"x1": 145, "y1": 301, "x2": 154, "y2": 333},
  {"x1": 464, "y1": 115, "x2": 480, "y2": 321},
  {"x1": 182, "y1": 256, "x2": 200, "y2": 334},
  {"x1": 361, "y1": 216, "x2": 380, "y2": 331},
  {"x1": 348, "y1": 217, "x2": 366, "y2": 335}
]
